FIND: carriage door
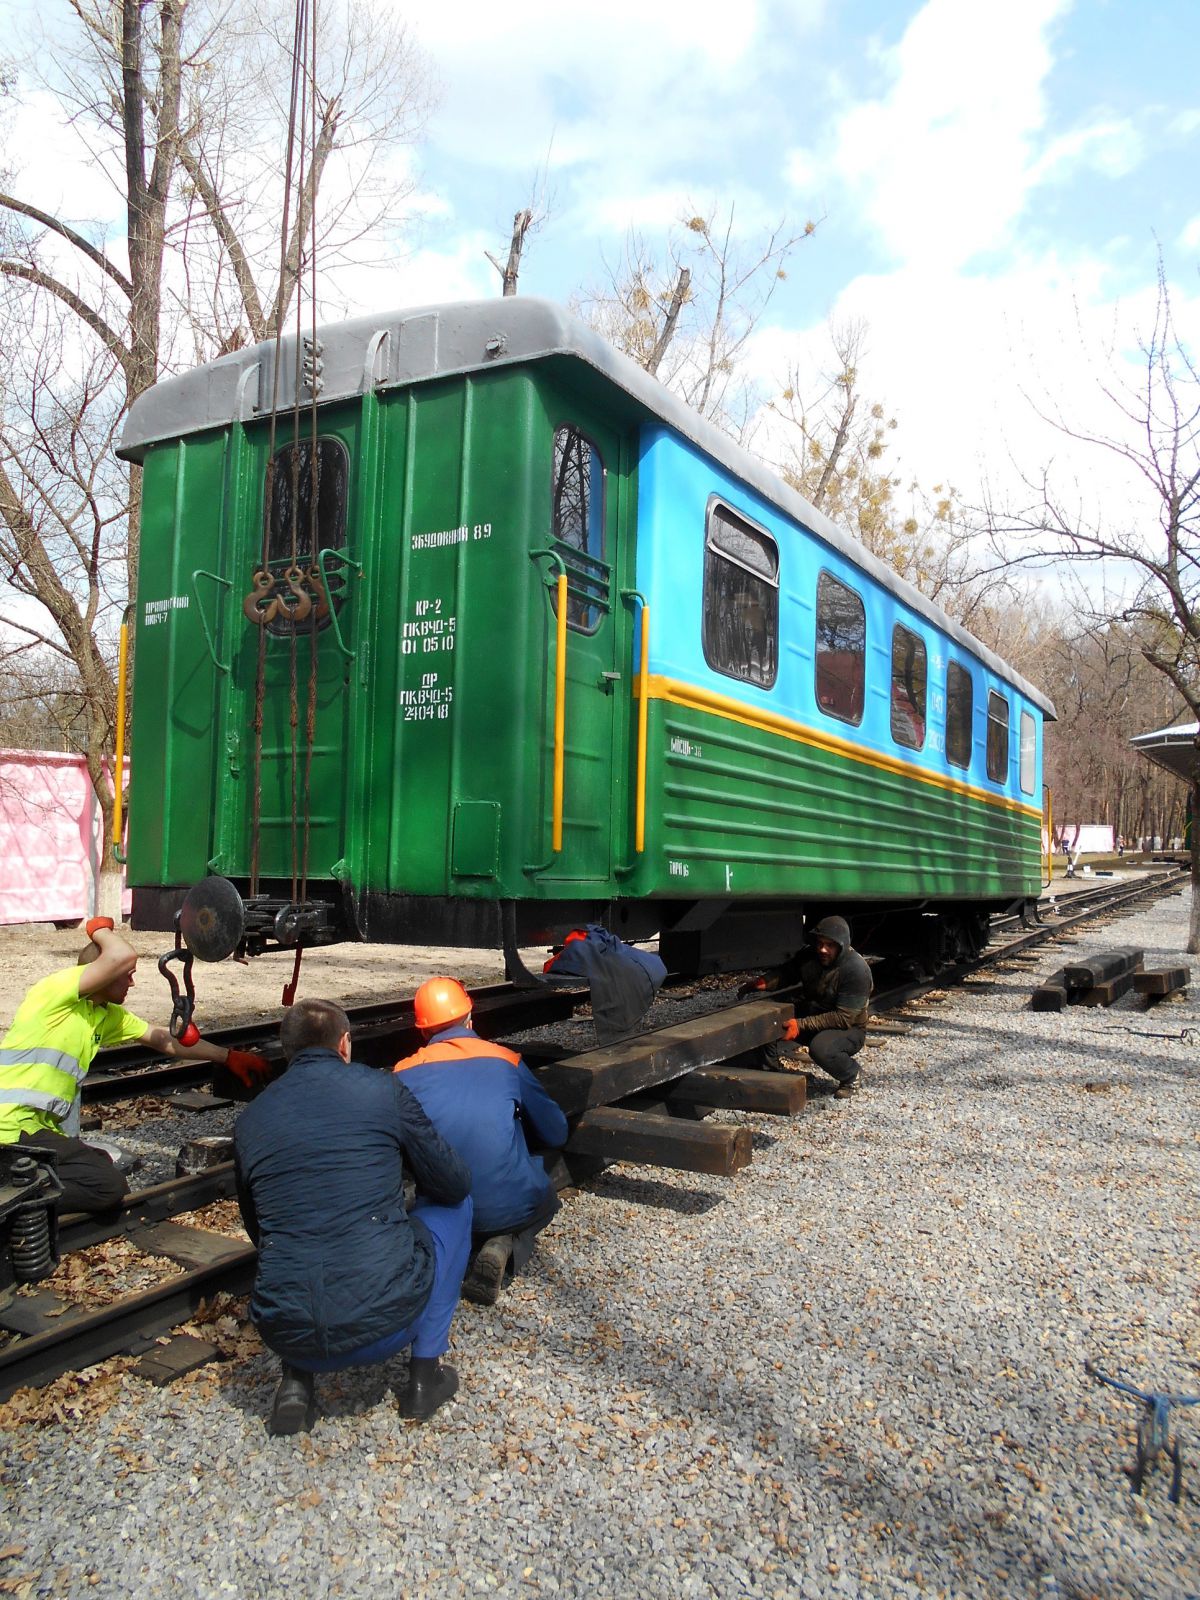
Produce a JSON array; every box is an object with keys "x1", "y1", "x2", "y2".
[
  {"x1": 225, "y1": 419, "x2": 360, "y2": 891},
  {"x1": 540, "y1": 407, "x2": 628, "y2": 884}
]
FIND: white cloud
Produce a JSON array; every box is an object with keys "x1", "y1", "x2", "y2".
[
  {"x1": 787, "y1": 0, "x2": 1073, "y2": 269},
  {"x1": 393, "y1": 0, "x2": 822, "y2": 181},
  {"x1": 745, "y1": 248, "x2": 1200, "y2": 536},
  {"x1": 1034, "y1": 119, "x2": 1144, "y2": 183},
  {"x1": 3, "y1": 87, "x2": 127, "y2": 233},
  {"x1": 323, "y1": 232, "x2": 498, "y2": 319},
  {"x1": 1180, "y1": 216, "x2": 1200, "y2": 250},
  {"x1": 783, "y1": 148, "x2": 820, "y2": 193}
]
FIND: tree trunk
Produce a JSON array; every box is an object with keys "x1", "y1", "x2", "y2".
[
  {"x1": 96, "y1": 856, "x2": 126, "y2": 922},
  {"x1": 1189, "y1": 774, "x2": 1200, "y2": 955}
]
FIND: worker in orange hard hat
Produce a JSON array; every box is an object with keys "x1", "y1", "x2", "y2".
[
  {"x1": 412, "y1": 977, "x2": 472, "y2": 1032},
  {"x1": 394, "y1": 976, "x2": 569, "y2": 1305}
]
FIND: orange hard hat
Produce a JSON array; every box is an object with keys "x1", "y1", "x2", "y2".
[{"x1": 413, "y1": 976, "x2": 472, "y2": 1032}]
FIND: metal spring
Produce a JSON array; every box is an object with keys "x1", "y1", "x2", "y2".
[{"x1": 10, "y1": 1203, "x2": 53, "y2": 1281}]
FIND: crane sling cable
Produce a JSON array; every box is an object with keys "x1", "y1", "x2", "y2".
[
  {"x1": 299, "y1": 0, "x2": 325, "y2": 916},
  {"x1": 246, "y1": 0, "x2": 321, "y2": 902}
]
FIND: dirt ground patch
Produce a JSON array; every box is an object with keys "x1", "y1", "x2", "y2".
[{"x1": 0, "y1": 921, "x2": 532, "y2": 1037}]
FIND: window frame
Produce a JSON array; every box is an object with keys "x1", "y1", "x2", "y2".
[
  {"x1": 700, "y1": 496, "x2": 780, "y2": 690},
  {"x1": 1019, "y1": 709, "x2": 1037, "y2": 795},
  {"x1": 814, "y1": 569, "x2": 866, "y2": 727},
  {"x1": 549, "y1": 423, "x2": 609, "y2": 635},
  {"x1": 889, "y1": 621, "x2": 928, "y2": 751},
  {"x1": 945, "y1": 659, "x2": 974, "y2": 771},
  {"x1": 986, "y1": 689, "x2": 1011, "y2": 785}
]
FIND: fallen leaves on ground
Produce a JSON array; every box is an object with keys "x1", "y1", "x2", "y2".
[{"x1": 20, "y1": 1238, "x2": 185, "y2": 1308}]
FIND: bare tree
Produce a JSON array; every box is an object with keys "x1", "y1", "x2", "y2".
[
  {"x1": 0, "y1": 0, "x2": 434, "y2": 914},
  {"x1": 574, "y1": 204, "x2": 817, "y2": 436},
  {"x1": 768, "y1": 320, "x2": 1025, "y2": 632},
  {"x1": 980, "y1": 263, "x2": 1200, "y2": 946}
]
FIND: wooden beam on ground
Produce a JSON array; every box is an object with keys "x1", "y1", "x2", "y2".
[
  {"x1": 134, "y1": 1334, "x2": 221, "y2": 1386},
  {"x1": 1062, "y1": 949, "x2": 1144, "y2": 988},
  {"x1": 1133, "y1": 967, "x2": 1191, "y2": 997},
  {"x1": 131, "y1": 1222, "x2": 250, "y2": 1269},
  {"x1": 535, "y1": 1000, "x2": 794, "y2": 1116},
  {"x1": 565, "y1": 1107, "x2": 753, "y2": 1175},
  {"x1": 662, "y1": 1065, "x2": 806, "y2": 1116},
  {"x1": 1031, "y1": 969, "x2": 1070, "y2": 1012},
  {"x1": 1078, "y1": 972, "x2": 1135, "y2": 1007}
]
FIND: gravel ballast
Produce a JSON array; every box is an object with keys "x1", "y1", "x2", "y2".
[{"x1": 1, "y1": 887, "x2": 1198, "y2": 1599}]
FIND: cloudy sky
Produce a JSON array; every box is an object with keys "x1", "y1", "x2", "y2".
[
  {"x1": 3, "y1": 0, "x2": 1197, "y2": 511},
  {"x1": 391, "y1": 0, "x2": 1199, "y2": 504}
]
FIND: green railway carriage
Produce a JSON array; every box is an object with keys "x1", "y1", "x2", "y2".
[{"x1": 119, "y1": 298, "x2": 1055, "y2": 975}]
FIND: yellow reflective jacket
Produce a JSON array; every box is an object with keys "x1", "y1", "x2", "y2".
[{"x1": 0, "y1": 967, "x2": 148, "y2": 1140}]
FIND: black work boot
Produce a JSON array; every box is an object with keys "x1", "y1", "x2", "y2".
[
  {"x1": 398, "y1": 1357, "x2": 459, "y2": 1421},
  {"x1": 269, "y1": 1363, "x2": 315, "y2": 1436},
  {"x1": 461, "y1": 1234, "x2": 513, "y2": 1306}
]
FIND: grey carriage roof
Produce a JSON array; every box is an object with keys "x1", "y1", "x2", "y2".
[{"x1": 119, "y1": 297, "x2": 1056, "y2": 717}]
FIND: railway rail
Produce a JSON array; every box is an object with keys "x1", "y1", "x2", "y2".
[{"x1": 1, "y1": 865, "x2": 1188, "y2": 1401}]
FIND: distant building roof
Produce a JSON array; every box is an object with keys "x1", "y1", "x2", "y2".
[{"x1": 1130, "y1": 721, "x2": 1200, "y2": 782}]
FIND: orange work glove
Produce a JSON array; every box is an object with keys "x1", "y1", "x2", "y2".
[
  {"x1": 85, "y1": 916, "x2": 115, "y2": 938},
  {"x1": 738, "y1": 977, "x2": 770, "y2": 998},
  {"x1": 225, "y1": 1049, "x2": 272, "y2": 1088},
  {"x1": 782, "y1": 1018, "x2": 801, "y2": 1042}
]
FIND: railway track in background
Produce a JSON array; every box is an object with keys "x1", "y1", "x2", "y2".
[{"x1": 2, "y1": 865, "x2": 1188, "y2": 1401}]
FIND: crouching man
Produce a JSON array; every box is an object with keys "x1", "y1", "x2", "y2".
[
  {"x1": 0, "y1": 918, "x2": 269, "y2": 1214},
  {"x1": 234, "y1": 998, "x2": 473, "y2": 1435},
  {"x1": 746, "y1": 915, "x2": 872, "y2": 1097},
  {"x1": 394, "y1": 978, "x2": 569, "y2": 1305}
]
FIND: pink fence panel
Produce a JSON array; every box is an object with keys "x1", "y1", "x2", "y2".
[{"x1": 0, "y1": 750, "x2": 131, "y2": 925}]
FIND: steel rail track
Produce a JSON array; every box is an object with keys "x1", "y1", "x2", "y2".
[
  {"x1": 866, "y1": 866, "x2": 1188, "y2": 1018},
  {"x1": 81, "y1": 981, "x2": 585, "y2": 1103},
  {"x1": 2, "y1": 866, "x2": 1187, "y2": 1400}
]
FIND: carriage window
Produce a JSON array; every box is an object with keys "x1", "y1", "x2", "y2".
[
  {"x1": 264, "y1": 437, "x2": 350, "y2": 636},
  {"x1": 702, "y1": 501, "x2": 778, "y2": 688},
  {"x1": 987, "y1": 690, "x2": 1010, "y2": 783},
  {"x1": 1019, "y1": 710, "x2": 1036, "y2": 794},
  {"x1": 946, "y1": 661, "x2": 973, "y2": 769},
  {"x1": 815, "y1": 571, "x2": 865, "y2": 725},
  {"x1": 551, "y1": 425, "x2": 607, "y2": 632},
  {"x1": 890, "y1": 624, "x2": 927, "y2": 750}
]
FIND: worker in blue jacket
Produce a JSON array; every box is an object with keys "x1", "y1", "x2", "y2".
[
  {"x1": 393, "y1": 977, "x2": 569, "y2": 1306},
  {"x1": 234, "y1": 997, "x2": 472, "y2": 1435}
]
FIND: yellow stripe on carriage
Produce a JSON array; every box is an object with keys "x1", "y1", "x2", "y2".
[{"x1": 638, "y1": 674, "x2": 1044, "y2": 822}]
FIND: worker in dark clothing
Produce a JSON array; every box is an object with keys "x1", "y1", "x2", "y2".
[
  {"x1": 744, "y1": 915, "x2": 873, "y2": 1096},
  {"x1": 234, "y1": 998, "x2": 473, "y2": 1435},
  {"x1": 541, "y1": 925, "x2": 666, "y2": 1043},
  {"x1": 393, "y1": 977, "x2": 569, "y2": 1306}
]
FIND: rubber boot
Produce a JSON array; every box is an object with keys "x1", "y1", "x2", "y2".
[
  {"x1": 461, "y1": 1234, "x2": 513, "y2": 1306},
  {"x1": 81, "y1": 1135, "x2": 142, "y2": 1176},
  {"x1": 269, "y1": 1363, "x2": 315, "y2": 1436},
  {"x1": 398, "y1": 1357, "x2": 458, "y2": 1421}
]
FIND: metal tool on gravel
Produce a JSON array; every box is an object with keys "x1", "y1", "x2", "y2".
[{"x1": 1086, "y1": 1361, "x2": 1200, "y2": 1503}]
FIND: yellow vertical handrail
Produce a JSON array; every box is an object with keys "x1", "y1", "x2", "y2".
[
  {"x1": 112, "y1": 611, "x2": 130, "y2": 861},
  {"x1": 552, "y1": 571, "x2": 568, "y2": 852},
  {"x1": 635, "y1": 602, "x2": 649, "y2": 852},
  {"x1": 1043, "y1": 783, "x2": 1053, "y2": 886}
]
